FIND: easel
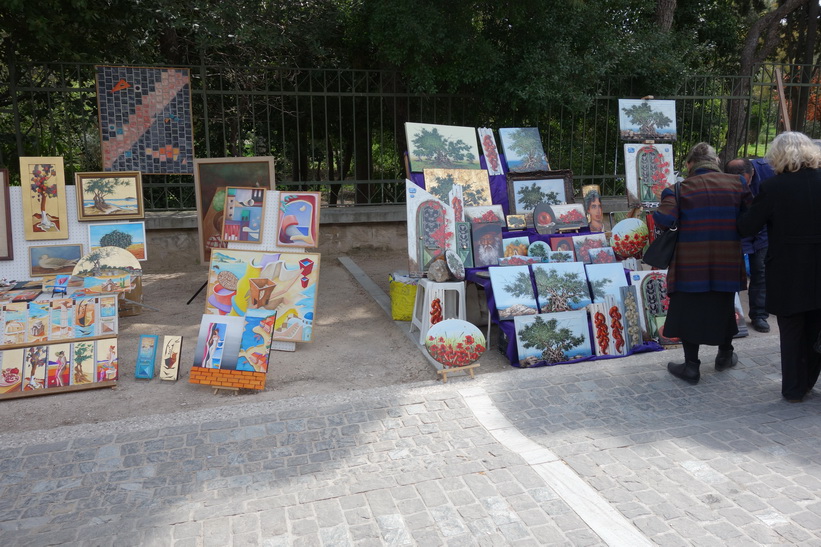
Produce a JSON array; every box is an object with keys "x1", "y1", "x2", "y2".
[
  {"x1": 186, "y1": 281, "x2": 207, "y2": 305},
  {"x1": 212, "y1": 386, "x2": 239, "y2": 395},
  {"x1": 437, "y1": 363, "x2": 480, "y2": 383}
]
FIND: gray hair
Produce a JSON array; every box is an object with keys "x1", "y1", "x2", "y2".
[
  {"x1": 685, "y1": 142, "x2": 720, "y2": 168},
  {"x1": 765, "y1": 131, "x2": 821, "y2": 174}
]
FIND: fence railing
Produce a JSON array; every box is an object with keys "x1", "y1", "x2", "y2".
[{"x1": 1, "y1": 61, "x2": 818, "y2": 210}]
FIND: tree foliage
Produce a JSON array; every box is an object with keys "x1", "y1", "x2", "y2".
[
  {"x1": 533, "y1": 269, "x2": 590, "y2": 312},
  {"x1": 519, "y1": 316, "x2": 585, "y2": 364},
  {"x1": 517, "y1": 183, "x2": 560, "y2": 209},
  {"x1": 99, "y1": 230, "x2": 133, "y2": 250}
]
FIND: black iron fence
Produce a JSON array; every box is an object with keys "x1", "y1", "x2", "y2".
[{"x1": 1, "y1": 61, "x2": 819, "y2": 210}]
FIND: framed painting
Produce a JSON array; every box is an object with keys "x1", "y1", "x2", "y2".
[
  {"x1": 29, "y1": 244, "x2": 83, "y2": 278},
  {"x1": 277, "y1": 191, "x2": 321, "y2": 248},
  {"x1": 423, "y1": 168, "x2": 492, "y2": 207},
  {"x1": 624, "y1": 143, "x2": 675, "y2": 207},
  {"x1": 159, "y1": 335, "x2": 183, "y2": 381},
  {"x1": 532, "y1": 263, "x2": 592, "y2": 313},
  {"x1": 498, "y1": 128, "x2": 550, "y2": 173},
  {"x1": 507, "y1": 215, "x2": 526, "y2": 230},
  {"x1": 618, "y1": 99, "x2": 677, "y2": 142},
  {"x1": 194, "y1": 156, "x2": 275, "y2": 263},
  {"x1": 88, "y1": 221, "x2": 147, "y2": 261},
  {"x1": 514, "y1": 310, "x2": 592, "y2": 367},
  {"x1": 96, "y1": 65, "x2": 194, "y2": 174},
  {"x1": 405, "y1": 122, "x2": 481, "y2": 172},
  {"x1": 75, "y1": 171, "x2": 144, "y2": 221},
  {"x1": 135, "y1": 334, "x2": 159, "y2": 379},
  {"x1": 221, "y1": 187, "x2": 266, "y2": 244},
  {"x1": 489, "y1": 265, "x2": 539, "y2": 320},
  {"x1": 18, "y1": 156, "x2": 69, "y2": 241},
  {"x1": 477, "y1": 128, "x2": 503, "y2": 176},
  {"x1": 0, "y1": 169, "x2": 12, "y2": 259},
  {"x1": 507, "y1": 170, "x2": 574, "y2": 223}
]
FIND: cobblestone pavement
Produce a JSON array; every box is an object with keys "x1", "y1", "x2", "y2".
[{"x1": 1, "y1": 336, "x2": 819, "y2": 546}]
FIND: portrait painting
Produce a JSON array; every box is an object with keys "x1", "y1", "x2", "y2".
[
  {"x1": 405, "y1": 122, "x2": 481, "y2": 172},
  {"x1": 471, "y1": 222, "x2": 503, "y2": 268},
  {"x1": 29, "y1": 244, "x2": 83, "y2": 278},
  {"x1": 277, "y1": 192, "x2": 320, "y2": 248},
  {"x1": 19, "y1": 156, "x2": 68, "y2": 241},
  {"x1": 193, "y1": 314, "x2": 244, "y2": 370}
]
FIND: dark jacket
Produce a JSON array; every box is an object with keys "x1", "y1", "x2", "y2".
[
  {"x1": 740, "y1": 158, "x2": 774, "y2": 254},
  {"x1": 737, "y1": 167, "x2": 821, "y2": 316},
  {"x1": 653, "y1": 165, "x2": 751, "y2": 294}
]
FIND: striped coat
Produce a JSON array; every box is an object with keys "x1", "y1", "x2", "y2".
[{"x1": 652, "y1": 167, "x2": 752, "y2": 294}]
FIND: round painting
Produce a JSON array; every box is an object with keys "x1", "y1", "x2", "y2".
[
  {"x1": 533, "y1": 203, "x2": 557, "y2": 234},
  {"x1": 425, "y1": 319, "x2": 486, "y2": 368},
  {"x1": 445, "y1": 250, "x2": 465, "y2": 281},
  {"x1": 527, "y1": 241, "x2": 551, "y2": 262},
  {"x1": 610, "y1": 218, "x2": 649, "y2": 258}
]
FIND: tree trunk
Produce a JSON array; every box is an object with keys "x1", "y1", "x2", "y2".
[
  {"x1": 654, "y1": 0, "x2": 677, "y2": 32},
  {"x1": 791, "y1": 1, "x2": 819, "y2": 132}
]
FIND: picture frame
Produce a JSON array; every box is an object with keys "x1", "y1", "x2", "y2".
[
  {"x1": 18, "y1": 156, "x2": 69, "y2": 241},
  {"x1": 75, "y1": 171, "x2": 144, "y2": 221},
  {"x1": 506, "y1": 170, "x2": 574, "y2": 224},
  {"x1": 193, "y1": 156, "x2": 275, "y2": 263},
  {"x1": 88, "y1": 221, "x2": 147, "y2": 261},
  {"x1": 221, "y1": 187, "x2": 266, "y2": 244},
  {"x1": 277, "y1": 191, "x2": 321, "y2": 248},
  {"x1": 29, "y1": 244, "x2": 84, "y2": 278},
  {"x1": 159, "y1": 335, "x2": 183, "y2": 381},
  {"x1": 0, "y1": 169, "x2": 12, "y2": 260}
]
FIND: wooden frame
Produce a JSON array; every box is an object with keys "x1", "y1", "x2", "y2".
[
  {"x1": 18, "y1": 156, "x2": 69, "y2": 241},
  {"x1": 506, "y1": 170, "x2": 574, "y2": 223},
  {"x1": 193, "y1": 157, "x2": 275, "y2": 263},
  {"x1": 0, "y1": 169, "x2": 12, "y2": 260},
  {"x1": 29, "y1": 244, "x2": 84, "y2": 278},
  {"x1": 75, "y1": 171, "x2": 144, "y2": 221},
  {"x1": 88, "y1": 221, "x2": 147, "y2": 261}
]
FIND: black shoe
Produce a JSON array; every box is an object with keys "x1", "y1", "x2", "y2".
[
  {"x1": 715, "y1": 349, "x2": 738, "y2": 371},
  {"x1": 751, "y1": 318, "x2": 770, "y2": 333},
  {"x1": 668, "y1": 360, "x2": 700, "y2": 384}
]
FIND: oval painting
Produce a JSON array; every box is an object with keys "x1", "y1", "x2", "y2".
[
  {"x1": 527, "y1": 241, "x2": 551, "y2": 262},
  {"x1": 425, "y1": 319, "x2": 486, "y2": 368},
  {"x1": 445, "y1": 250, "x2": 465, "y2": 281},
  {"x1": 610, "y1": 218, "x2": 649, "y2": 259},
  {"x1": 533, "y1": 202, "x2": 557, "y2": 234}
]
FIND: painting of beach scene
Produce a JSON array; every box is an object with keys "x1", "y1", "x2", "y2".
[
  {"x1": 88, "y1": 221, "x2": 147, "y2": 261},
  {"x1": 489, "y1": 265, "x2": 538, "y2": 320},
  {"x1": 75, "y1": 172, "x2": 144, "y2": 221},
  {"x1": 514, "y1": 310, "x2": 592, "y2": 366}
]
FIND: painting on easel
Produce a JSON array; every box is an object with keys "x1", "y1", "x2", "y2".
[
  {"x1": 19, "y1": 157, "x2": 69, "y2": 241},
  {"x1": 221, "y1": 187, "x2": 266, "y2": 244},
  {"x1": 277, "y1": 192, "x2": 320, "y2": 248}
]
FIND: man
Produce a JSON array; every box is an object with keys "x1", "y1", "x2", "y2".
[{"x1": 725, "y1": 157, "x2": 773, "y2": 333}]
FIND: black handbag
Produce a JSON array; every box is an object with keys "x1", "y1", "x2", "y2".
[{"x1": 643, "y1": 183, "x2": 680, "y2": 269}]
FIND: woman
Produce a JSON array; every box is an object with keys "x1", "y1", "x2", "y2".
[
  {"x1": 738, "y1": 132, "x2": 821, "y2": 402},
  {"x1": 584, "y1": 189, "x2": 604, "y2": 232},
  {"x1": 203, "y1": 324, "x2": 221, "y2": 368},
  {"x1": 653, "y1": 142, "x2": 752, "y2": 384}
]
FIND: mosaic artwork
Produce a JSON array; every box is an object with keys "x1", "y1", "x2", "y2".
[{"x1": 96, "y1": 65, "x2": 194, "y2": 174}]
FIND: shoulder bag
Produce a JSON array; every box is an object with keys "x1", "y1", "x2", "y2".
[{"x1": 642, "y1": 183, "x2": 680, "y2": 269}]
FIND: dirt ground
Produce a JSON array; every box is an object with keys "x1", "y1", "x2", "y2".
[{"x1": 1, "y1": 248, "x2": 512, "y2": 434}]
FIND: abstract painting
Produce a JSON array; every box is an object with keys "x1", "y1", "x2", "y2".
[
  {"x1": 277, "y1": 192, "x2": 320, "y2": 248},
  {"x1": 498, "y1": 128, "x2": 550, "y2": 172},
  {"x1": 96, "y1": 65, "x2": 194, "y2": 174},
  {"x1": 221, "y1": 187, "x2": 266, "y2": 244},
  {"x1": 75, "y1": 172, "x2": 144, "y2": 221},
  {"x1": 159, "y1": 335, "x2": 183, "y2": 381},
  {"x1": 99, "y1": 295, "x2": 118, "y2": 335},
  {"x1": 49, "y1": 298, "x2": 74, "y2": 340},
  {"x1": 193, "y1": 314, "x2": 244, "y2": 370},
  {"x1": 624, "y1": 143, "x2": 675, "y2": 206},
  {"x1": 18, "y1": 157, "x2": 68, "y2": 241},
  {"x1": 584, "y1": 263, "x2": 628, "y2": 302},
  {"x1": 405, "y1": 122, "x2": 481, "y2": 172},
  {"x1": 514, "y1": 310, "x2": 592, "y2": 366},
  {"x1": 135, "y1": 334, "x2": 159, "y2": 379},
  {"x1": 73, "y1": 297, "x2": 100, "y2": 339},
  {"x1": 477, "y1": 128, "x2": 503, "y2": 176},
  {"x1": 532, "y1": 262, "x2": 591, "y2": 313},
  {"x1": 0, "y1": 169, "x2": 12, "y2": 259},
  {"x1": 406, "y1": 180, "x2": 456, "y2": 275},
  {"x1": 29, "y1": 244, "x2": 83, "y2": 278},
  {"x1": 27, "y1": 301, "x2": 49, "y2": 344},
  {"x1": 237, "y1": 309, "x2": 277, "y2": 373},
  {"x1": 489, "y1": 265, "x2": 538, "y2": 320},
  {"x1": 471, "y1": 222, "x2": 503, "y2": 268},
  {"x1": 423, "y1": 169, "x2": 492, "y2": 207},
  {"x1": 88, "y1": 222, "x2": 147, "y2": 261},
  {"x1": 618, "y1": 99, "x2": 677, "y2": 141}
]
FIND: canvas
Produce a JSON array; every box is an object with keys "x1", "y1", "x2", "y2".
[
  {"x1": 506, "y1": 215, "x2": 526, "y2": 230},
  {"x1": 95, "y1": 338, "x2": 118, "y2": 382},
  {"x1": 193, "y1": 314, "x2": 244, "y2": 370},
  {"x1": 618, "y1": 99, "x2": 677, "y2": 141},
  {"x1": 444, "y1": 250, "x2": 465, "y2": 281},
  {"x1": 582, "y1": 184, "x2": 606, "y2": 232},
  {"x1": 73, "y1": 297, "x2": 100, "y2": 338},
  {"x1": 448, "y1": 184, "x2": 465, "y2": 223},
  {"x1": 0, "y1": 348, "x2": 23, "y2": 393},
  {"x1": 604, "y1": 295, "x2": 628, "y2": 355},
  {"x1": 27, "y1": 301, "x2": 50, "y2": 344},
  {"x1": 498, "y1": 128, "x2": 550, "y2": 172},
  {"x1": 502, "y1": 236, "x2": 530, "y2": 258},
  {"x1": 73, "y1": 245, "x2": 141, "y2": 278},
  {"x1": 405, "y1": 122, "x2": 481, "y2": 172},
  {"x1": 96, "y1": 65, "x2": 194, "y2": 174},
  {"x1": 588, "y1": 247, "x2": 617, "y2": 264},
  {"x1": 0, "y1": 169, "x2": 12, "y2": 260},
  {"x1": 498, "y1": 256, "x2": 541, "y2": 266},
  {"x1": 549, "y1": 236, "x2": 575, "y2": 256},
  {"x1": 455, "y1": 222, "x2": 474, "y2": 269},
  {"x1": 624, "y1": 143, "x2": 675, "y2": 206},
  {"x1": 71, "y1": 341, "x2": 96, "y2": 385},
  {"x1": 477, "y1": 128, "x2": 503, "y2": 176},
  {"x1": 585, "y1": 263, "x2": 628, "y2": 303},
  {"x1": 405, "y1": 180, "x2": 456, "y2": 275},
  {"x1": 46, "y1": 342, "x2": 72, "y2": 388},
  {"x1": 422, "y1": 169, "x2": 492, "y2": 207},
  {"x1": 205, "y1": 250, "x2": 320, "y2": 343},
  {"x1": 194, "y1": 156, "x2": 275, "y2": 263},
  {"x1": 464, "y1": 205, "x2": 505, "y2": 226},
  {"x1": 527, "y1": 241, "x2": 551, "y2": 262},
  {"x1": 221, "y1": 187, "x2": 265, "y2": 244},
  {"x1": 237, "y1": 309, "x2": 277, "y2": 373},
  {"x1": 551, "y1": 204, "x2": 588, "y2": 231},
  {"x1": 620, "y1": 285, "x2": 644, "y2": 350},
  {"x1": 277, "y1": 192, "x2": 320, "y2": 248},
  {"x1": 514, "y1": 310, "x2": 592, "y2": 366},
  {"x1": 99, "y1": 295, "x2": 118, "y2": 335},
  {"x1": 21, "y1": 345, "x2": 48, "y2": 391},
  {"x1": 2, "y1": 302, "x2": 27, "y2": 345},
  {"x1": 135, "y1": 334, "x2": 159, "y2": 379},
  {"x1": 159, "y1": 335, "x2": 183, "y2": 381},
  {"x1": 532, "y1": 262, "x2": 591, "y2": 312},
  {"x1": 629, "y1": 270, "x2": 669, "y2": 340},
  {"x1": 18, "y1": 157, "x2": 68, "y2": 241},
  {"x1": 471, "y1": 223, "x2": 503, "y2": 268},
  {"x1": 89, "y1": 222, "x2": 147, "y2": 261},
  {"x1": 489, "y1": 265, "x2": 539, "y2": 320},
  {"x1": 425, "y1": 319, "x2": 486, "y2": 368},
  {"x1": 29, "y1": 244, "x2": 83, "y2": 278},
  {"x1": 507, "y1": 171, "x2": 573, "y2": 222},
  {"x1": 75, "y1": 172, "x2": 144, "y2": 221},
  {"x1": 610, "y1": 218, "x2": 649, "y2": 259},
  {"x1": 49, "y1": 298, "x2": 74, "y2": 340},
  {"x1": 572, "y1": 233, "x2": 608, "y2": 263},
  {"x1": 588, "y1": 296, "x2": 628, "y2": 356},
  {"x1": 547, "y1": 250, "x2": 574, "y2": 263}
]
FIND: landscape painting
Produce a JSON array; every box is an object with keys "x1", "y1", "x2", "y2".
[
  {"x1": 221, "y1": 187, "x2": 266, "y2": 244},
  {"x1": 88, "y1": 222, "x2": 147, "y2": 261},
  {"x1": 405, "y1": 123, "x2": 481, "y2": 172},
  {"x1": 498, "y1": 128, "x2": 550, "y2": 172},
  {"x1": 514, "y1": 310, "x2": 592, "y2": 367},
  {"x1": 507, "y1": 172, "x2": 569, "y2": 218},
  {"x1": 618, "y1": 99, "x2": 677, "y2": 141},
  {"x1": 29, "y1": 244, "x2": 83, "y2": 278},
  {"x1": 423, "y1": 169, "x2": 492, "y2": 207},
  {"x1": 71, "y1": 341, "x2": 96, "y2": 385},
  {"x1": 489, "y1": 265, "x2": 538, "y2": 320},
  {"x1": 532, "y1": 262, "x2": 592, "y2": 312},
  {"x1": 19, "y1": 157, "x2": 68, "y2": 241},
  {"x1": 75, "y1": 172, "x2": 144, "y2": 221},
  {"x1": 277, "y1": 192, "x2": 320, "y2": 248},
  {"x1": 624, "y1": 143, "x2": 675, "y2": 206},
  {"x1": 585, "y1": 263, "x2": 629, "y2": 302}
]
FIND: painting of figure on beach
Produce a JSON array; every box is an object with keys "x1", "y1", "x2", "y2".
[
  {"x1": 236, "y1": 309, "x2": 277, "y2": 373},
  {"x1": 75, "y1": 172, "x2": 144, "y2": 221}
]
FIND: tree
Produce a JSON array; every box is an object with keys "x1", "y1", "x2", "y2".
[
  {"x1": 28, "y1": 164, "x2": 58, "y2": 227},
  {"x1": 82, "y1": 176, "x2": 130, "y2": 212},
  {"x1": 504, "y1": 129, "x2": 547, "y2": 171},
  {"x1": 517, "y1": 183, "x2": 560, "y2": 210},
  {"x1": 621, "y1": 102, "x2": 673, "y2": 136},
  {"x1": 410, "y1": 128, "x2": 475, "y2": 168},
  {"x1": 99, "y1": 230, "x2": 133, "y2": 250},
  {"x1": 427, "y1": 174, "x2": 456, "y2": 202},
  {"x1": 519, "y1": 316, "x2": 586, "y2": 364},
  {"x1": 73, "y1": 342, "x2": 93, "y2": 384},
  {"x1": 504, "y1": 271, "x2": 536, "y2": 300},
  {"x1": 532, "y1": 269, "x2": 590, "y2": 312}
]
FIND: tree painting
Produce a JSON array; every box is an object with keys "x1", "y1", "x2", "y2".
[
  {"x1": 72, "y1": 342, "x2": 94, "y2": 384},
  {"x1": 532, "y1": 264, "x2": 602, "y2": 312},
  {"x1": 516, "y1": 315, "x2": 586, "y2": 365},
  {"x1": 500, "y1": 128, "x2": 549, "y2": 172},
  {"x1": 517, "y1": 182, "x2": 560, "y2": 210},
  {"x1": 619, "y1": 100, "x2": 676, "y2": 141},
  {"x1": 409, "y1": 127, "x2": 476, "y2": 169},
  {"x1": 29, "y1": 164, "x2": 59, "y2": 231},
  {"x1": 426, "y1": 171, "x2": 489, "y2": 207},
  {"x1": 99, "y1": 229, "x2": 133, "y2": 250},
  {"x1": 82, "y1": 175, "x2": 130, "y2": 213}
]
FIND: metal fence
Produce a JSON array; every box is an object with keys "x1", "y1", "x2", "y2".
[{"x1": 1, "y1": 61, "x2": 819, "y2": 210}]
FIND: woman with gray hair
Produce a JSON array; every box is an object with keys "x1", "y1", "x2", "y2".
[{"x1": 738, "y1": 131, "x2": 821, "y2": 402}]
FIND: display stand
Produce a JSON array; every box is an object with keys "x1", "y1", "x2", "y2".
[{"x1": 437, "y1": 363, "x2": 479, "y2": 383}]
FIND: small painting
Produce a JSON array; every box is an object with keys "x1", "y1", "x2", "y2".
[
  {"x1": 490, "y1": 265, "x2": 539, "y2": 320},
  {"x1": 477, "y1": 128, "x2": 503, "y2": 176},
  {"x1": 221, "y1": 187, "x2": 266, "y2": 244},
  {"x1": 502, "y1": 236, "x2": 530, "y2": 258},
  {"x1": 507, "y1": 171, "x2": 573, "y2": 221},
  {"x1": 425, "y1": 319, "x2": 486, "y2": 368},
  {"x1": 277, "y1": 192, "x2": 320, "y2": 248},
  {"x1": 89, "y1": 222, "x2": 147, "y2": 261},
  {"x1": 507, "y1": 215, "x2": 527, "y2": 230},
  {"x1": 0, "y1": 169, "x2": 12, "y2": 260},
  {"x1": 621, "y1": 286, "x2": 644, "y2": 350},
  {"x1": 99, "y1": 295, "x2": 118, "y2": 335},
  {"x1": 71, "y1": 341, "x2": 96, "y2": 385},
  {"x1": 572, "y1": 233, "x2": 609, "y2": 263},
  {"x1": 618, "y1": 99, "x2": 677, "y2": 141},
  {"x1": 193, "y1": 314, "x2": 244, "y2": 370},
  {"x1": 533, "y1": 202, "x2": 558, "y2": 234},
  {"x1": 585, "y1": 263, "x2": 629, "y2": 302},
  {"x1": 547, "y1": 250, "x2": 574, "y2": 263},
  {"x1": 471, "y1": 222, "x2": 503, "y2": 268},
  {"x1": 527, "y1": 241, "x2": 551, "y2": 262},
  {"x1": 455, "y1": 222, "x2": 473, "y2": 269},
  {"x1": 2, "y1": 303, "x2": 27, "y2": 345},
  {"x1": 159, "y1": 335, "x2": 183, "y2": 381},
  {"x1": 423, "y1": 169, "x2": 492, "y2": 207},
  {"x1": 498, "y1": 128, "x2": 550, "y2": 172},
  {"x1": 630, "y1": 270, "x2": 669, "y2": 340},
  {"x1": 582, "y1": 185, "x2": 605, "y2": 232},
  {"x1": 0, "y1": 349, "x2": 23, "y2": 394},
  {"x1": 135, "y1": 334, "x2": 159, "y2": 379},
  {"x1": 27, "y1": 301, "x2": 50, "y2": 344},
  {"x1": 624, "y1": 143, "x2": 675, "y2": 206},
  {"x1": 29, "y1": 245, "x2": 83, "y2": 278},
  {"x1": 588, "y1": 247, "x2": 617, "y2": 264},
  {"x1": 445, "y1": 250, "x2": 465, "y2": 281},
  {"x1": 464, "y1": 205, "x2": 505, "y2": 226},
  {"x1": 549, "y1": 236, "x2": 575, "y2": 256},
  {"x1": 95, "y1": 339, "x2": 118, "y2": 382},
  {"x1": 237, "y1": 309, "x2": 277, "y2": 373},
  {"x1": 610, "y1": 218, "x2": 650, "y2": 259},
  {"x1": 514, "y1": 310, "x2": 592, "y2": 366},
  {"x1": 73, "y1": 297, "x2": 100, "y2": 338},
  {"x1": 75, "y1": 172, "x2": 144, "y2": 221},
  {"x1": 405, "y1": 122, "x2": 481, "y2": 172},
  {"x1": 46, "y1": 343, "x2": 72, "y2": 388},
  {"x1": 552, "y1": 204, "x2": 588, "y2": 231},
  {"x1": 532, "y1": 262, "x2": 592, "y2": 312},
  {"x1": 19, "y1": 156, "x2": 69, "y2": 241},
  {"x1": 22, "y1": 345, "x2": 48, "y2": 391},
  {"x1": 498, "y1": 256, "x2": 541, "y2": 266}
]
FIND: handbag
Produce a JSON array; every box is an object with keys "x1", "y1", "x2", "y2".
[{"x1": 643, "y1": 183, "x2": 680, "y2": 269}]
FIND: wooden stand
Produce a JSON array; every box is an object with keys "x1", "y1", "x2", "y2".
[
  {"x1": 437, "y1": 363, "x2": 479, "y2": 383},
  {"x1": 212, "y1": 385, "x2": 239, "y2": 395}
]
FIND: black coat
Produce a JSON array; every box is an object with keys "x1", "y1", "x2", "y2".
[{"x1": 737, "y1": 167, "x2": 821, "y2": 316}]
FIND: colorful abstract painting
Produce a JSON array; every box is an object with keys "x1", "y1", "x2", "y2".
[
  {"x1": 514, "y1": 310, "x2": 592, "y2": 366},
  {"x1": 237, "y1": 309, "x2": 276, "y2": 373},
  {"x1": 159, "y1": 335, "x2": 183, "y2": 381},
  {"x1": 277, "y1": 192, "x2": 320, "y2": 248},
  {"x1": 18, "y1": 157, "x2": 68, "y2": 241},
  {"x1": 96, "y1": 65, "x2": 194, "y2": 174},
  {"x1": 221, "y1": 187, "x2": 266, "y2": 244}
]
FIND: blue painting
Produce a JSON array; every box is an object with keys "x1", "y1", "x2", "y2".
[
  {"x1": 489, "y1": 265, "x2": 538, "y2": 320},
  {"x1": 514, "y1": 310, "x2": 592, "y2": 366}
]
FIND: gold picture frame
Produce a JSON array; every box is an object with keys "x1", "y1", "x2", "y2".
[
  {"x1": 75, "y1": 172, "x2": 144, "y2": 221},
  {"x1": 18, "y1": 157, "x2": 68, "y2": 241}
]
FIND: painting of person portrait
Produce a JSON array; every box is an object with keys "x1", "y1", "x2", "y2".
[{"x1": 471, "y1": 223, "x2": 503, "y2": 268}]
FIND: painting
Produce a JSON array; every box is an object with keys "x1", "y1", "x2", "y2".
[
  {"x1": 159, "y1": 335, "x2": 183, "y2": 381},
  {"x1": 572, "y1": 233, "x2": 609, "y2": 263},
  {"x1": 194, "y1": 156, "x2": 275, "y2": 263},
  {"x1": 547, "y1": 250, "x2": 574, "y2": 263},
  {"x1": 73, "y1": 297, "x2": 100, "y2": 338},
  {"x1": 45, "y1": 343, "x2": 72, "y2": 388},
  {"x1": 75, "y1": 172, "x2": 144, "y2": 221},
  {"x1": 490, "y1": 265, "x2": 538, "y2": 320},
  {"x1": 444, "y1": 250, "x2": 465, "y2": 281},
  {"x1": 527, "y1": 241, "x2": 551, "y2": 262},
  {"x1": 423, "y1": 169, "x2": 492, "y2": 207},
  {"x1": 585, "y1": 263, "x2": 628, "y2": 302},
  {"x1": 507, "y1": 215, "x2": 526, "y2": 230},
  {"x1": 237, "y1": 309, "x2": 277, "y2": 373},
  {"x1": 3, "y1": 302, "x2": 27, "y2": 345},
  {"x1": 29, "y1": 244, "x2": 83, "y2": 278},
  {"x1": 630, "y1": 270, "x2": 669, "y2": 340},
  {"x1": 514, "y1": 310, "x2": 592, "y2": 366},
  {"x1": 588, "y1": 295, "x2": 628, "y2": 356},
  {"x1": 588, "y1": 247, "x2": 617, "y2": 264},
  {"x1": 49, "y1": 298, "x2": 74, "y2": 340},
  {"x1": 549, "y1": 236, "x2": 575, "y2": 257},
  {"x1": 464, "y1": 205, "x2": 505, "y2": 226},
  {"x1": 220, "y1": 187, "x2": 266, "y2": 244},
  {"x1": 551, "y1": 204, "x2": 588, "y2": 232},
  {"x1": 507, "y1": 170, "x2": 574, "y2": 223},
  {"x1": 455, "y1": 222, "x2": 473, "y2": 269},
  {"x1": 96, "y1": 65, "x2": 194, "y2": 174},
  {"x1": 498, "y1": 128, "x2": 550, "y2": 172},
  {"x1": 425, "y1": 319, "x2": 486, "y2": 368},
  {"x1": 205, "y1": 250, "x2": 320, "y2": 343},
  {"x1": 610, "y1": 218, "x2": 649, "y2": 259},
  {"x1": 99, "y1": 295, "x2": 118, "y2": 335},
  {"x1": 71, "y1": 341, "x2": 96, "y2": 385},
  {"x1": 21, "y1": 345, "x2": 48, "y2": 391},
  {"x1": 502, "y1": 236, "x2": 530, "y2": 258},
  {"x1": 471, "y1": 222, "x2": 503, "y2": 268},
  {"x1": 95, "y1": 338, "x2": 118, "y2": 382},
  {"x1": 532, "y1": 262, "x2": 592, "y2": 313},
  {"x1": 498, "y1": 256, "x2": 541, "y2": 266},
  {"x1": 621, "y1": 286, "x2": 644, "y2": 350},
  {"x1": 582, "y1": 184, "x2": 606, "y2": 232},
  {"x1": 135, "y1": 334, "x2": 159, "y2": 379},
  {"x1": 0, "y1": 349, "x2": 23, "y2": 394},
  {"x1": 88, "y1": 222, "x2": 147, "y2": 261},
  {"x1": 477, "y1": 128, "x2": 503, "y2": 176},
  {"x1": 27, "y1": 301, "x2": 49, "y2": 344},
  {"x1": 618, "y1": 99, "x2": 677, "y2": 141},
  {"x1": 193, "y1": 314, "x2": 244, "y2": 370},
  {"x1": 277, "y1": 192, "x2": 320, "y2": 248},
  {"x1": 18, "y1": 156, "x2": 69, "y2": 241},
  {"x1": 405, "y1": 122, "x2": 481, "y2": 172},
  {"x1": 0, "y1": 169, "x2": 12, "y2": 260},
  {"x1": 624, "y1": 143, "x2": 675, "y2": 206},
  {"x1": 406, "y1": 180, "x2": 456, "y2": 275}
]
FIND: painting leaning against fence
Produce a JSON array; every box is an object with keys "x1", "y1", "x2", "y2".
[{"x1": 405, "y1": 123, "x2": 481, "y2": 172}]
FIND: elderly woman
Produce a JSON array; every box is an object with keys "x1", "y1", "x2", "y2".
[
  {"x1": 738, "y1": 132, "x2": 821, "y2": 402},
  {"x1": 653, "y1": 142, "x2": 752, "y2": 384}
]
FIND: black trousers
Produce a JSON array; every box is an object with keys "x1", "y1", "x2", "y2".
[{"x1": 776, "y1": 310, "x2": 821, "y2": 400}]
